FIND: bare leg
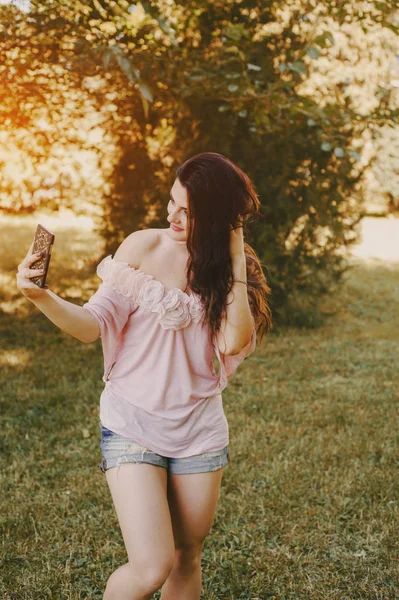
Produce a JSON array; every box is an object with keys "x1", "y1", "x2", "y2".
[
  {"x1": 103, "y1": 562, "x2": 156, "y2": 600},
  {"x1": 160, "y1": 468, "x2": 224, "y2": 600},
  {"x1": 103, "y1": 462, "x2": 175, "y2": 600},
  {"x1": 159, "y1": 548, "x2": 203, "y2": 600}
]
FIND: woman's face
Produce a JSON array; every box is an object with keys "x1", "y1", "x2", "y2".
[{"x1": 167, "y1": 178, "x2": 189, "y2": 242}]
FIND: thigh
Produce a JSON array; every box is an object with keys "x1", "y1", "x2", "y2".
[
  {"x1": 166, "y1": 468, "x2": 224, "y2": 550},
  {"x1": 105, "y1": 462, "x2": 175, "y2": 571}
]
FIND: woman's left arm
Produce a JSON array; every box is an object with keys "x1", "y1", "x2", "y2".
[{"x1": 216, "y1": 223, "x2": 254, "y2": 356}]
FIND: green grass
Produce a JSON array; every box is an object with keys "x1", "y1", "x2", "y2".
[{"x1": 1, "y1": 216, "x2": 398, "y2": 599}]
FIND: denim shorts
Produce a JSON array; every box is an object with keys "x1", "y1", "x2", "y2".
[{"x1": 98, "y1": 422, "x2": 229, "y2": 475}]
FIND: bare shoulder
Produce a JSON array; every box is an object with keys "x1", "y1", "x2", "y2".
[{"x1": 113, "y1": 228, "x2": 163, "y2": 268}]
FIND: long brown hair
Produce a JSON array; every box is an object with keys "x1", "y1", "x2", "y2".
[{"x1": 176, "y1": 152, "x2": 272, "y2": 345}]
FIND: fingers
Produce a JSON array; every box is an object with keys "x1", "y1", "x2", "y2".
[
  {"x1": 16, "y1": 245, "x2": 48, "y2": 296},
  {"x1": 17, "y1": 255, "x2": 44, "y2": 275},
  {"x1": 19, "y1": 250, "x2": 43, "y2": 270},
  {"x1": 18, "y1": 264, "x2": 45, "y2": 279},
  {"x1": 22, "y1": 267, "x2": 45, "y2": 279},
  {"x1": 230, "y1": 215, "x2": 244, "y2": 231},
  {"x1": 29, "y1": 252, "x2": 44, "y2": 266},
  {"x1": 15, "y1": 266, "x2": 46, "y2": 293}
]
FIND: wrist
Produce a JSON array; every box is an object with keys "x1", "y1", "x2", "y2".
[
  {"x1": 231, "y1": 252, "x2": 245, "y2": 263},
  {"x1": 232, "y1": 254, "x2": 246, "y2": 276},
  {"x1": 25, "y1": 287, "x2": 50, "y2": 304},
  {"x1": 233, "y1": 278, "x2": 247, "y2": 286}
]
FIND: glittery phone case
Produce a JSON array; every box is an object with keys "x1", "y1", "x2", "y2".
[{"x1": 31, "y1": 224, "x2": 55, "y2": 288}]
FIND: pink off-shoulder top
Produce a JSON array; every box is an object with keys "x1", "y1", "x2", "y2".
[{"x1": 82, "y1": 255, "x2": 257, "y2": 458}]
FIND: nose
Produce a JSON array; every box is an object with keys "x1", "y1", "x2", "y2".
[{"x1": 168, "y1": 207, "x2": 181, "y2": 224}]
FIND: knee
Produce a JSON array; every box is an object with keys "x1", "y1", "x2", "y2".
[
  {"x1": 130, "y1": 560, "x2": 175, "y2": 593},
  {"x1": 175, "y1": 543, "x2": 204, "y2": 573},
  {"x1": 105, "y1": 560, "x2": 175, "y2": 598}
]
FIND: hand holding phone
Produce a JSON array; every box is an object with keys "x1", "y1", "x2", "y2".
[{"x1": 16, "y1": 225, "x2": 55, "y2": 298}]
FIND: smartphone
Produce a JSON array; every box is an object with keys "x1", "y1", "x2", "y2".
[{"x1": 31, "y1": 224, "x2": 55, "y2": 288}]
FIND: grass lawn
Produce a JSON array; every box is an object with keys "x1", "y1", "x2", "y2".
[{"x1": 1, "y1": 213, "x2": 398, "y2": 599}]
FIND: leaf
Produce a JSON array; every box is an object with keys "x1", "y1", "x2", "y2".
[
  {"x1": 288, "y1": 61, "x2": 306, "y2": 75},
  {"x1": 116, "y1": 55, "x2": 140, "y2": 83},
  {"x1": 102, "y1": 45, "x2": 140, "y2": 83},
  {"x1": 325, "y1": 32, "x2": 335, "y2": 45},
  {"x1": 314, "y1": 31, "x2": 335, "y2": 48},
  {"x1": 247, "y1": 63, "x2": 261, "y2": 71},
  {"x1": 223, "y1": 23, "x2": 249, "y2": 42},
  {"x1": 138, "y1": 82, "x2": 153, "y2": 103},
  {"x1": 321, "y1": 142, "x2": 332, "y2": 152},
  {"x1": 307, "y1": 118, "x2": 317, "y2": 127},
  {"x1": 225, "y1": 46, "x2": 245, "y2": 59},
  {"x1": 334, "y1": 147, "x2": 345, "y2": 158},
  {"x1": 141, "y1": 1, "x2": 178, "y2": 46},
  {"x1": 348, "y1": 150, "x2": 361, "y2": 160},
  {"x1": 306, "y1": 46, "x2": 320, "y2": 60}
]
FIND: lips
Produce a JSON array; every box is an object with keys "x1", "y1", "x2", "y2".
[{"x1": 171, "y1": 223, "x2": 183, "y2": 232}]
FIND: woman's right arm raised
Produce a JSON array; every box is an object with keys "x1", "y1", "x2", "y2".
[{"x1": 16, "y1": 242, "x2": 100, "y2": 344}]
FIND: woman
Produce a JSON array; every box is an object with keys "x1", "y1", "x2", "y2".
[{"x1": 17, "y1": 152, "x2": 272, "y2": 600}]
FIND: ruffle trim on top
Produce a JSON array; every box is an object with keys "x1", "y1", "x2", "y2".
[{"x1": 97, "y1": 255, "x2": 204, "y2": 331}]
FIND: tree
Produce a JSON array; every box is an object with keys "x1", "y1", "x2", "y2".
[{"x1": 1, "y1": 0, "x2": 397, "y2": 324}]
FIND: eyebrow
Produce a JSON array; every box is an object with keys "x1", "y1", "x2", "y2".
[{"x1": 170, "y1": 191, "x2": 187, "y2": 212}]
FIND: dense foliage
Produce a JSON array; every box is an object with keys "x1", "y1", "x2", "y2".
[{"x1": 1, "y1": 0, "x2": 397, "y2": 324}]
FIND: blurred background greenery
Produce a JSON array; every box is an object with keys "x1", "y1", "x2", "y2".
[
  {"x1": 1, "y1": 0, "x2": 398, "y2": 324},
  {"x1": 1, "y1": 1, "x2": 398, "y2": 599}
]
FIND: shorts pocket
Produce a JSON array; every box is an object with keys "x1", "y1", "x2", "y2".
[{"x1": 100, "y1": 423, "x2": 114, "y2": 434}]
